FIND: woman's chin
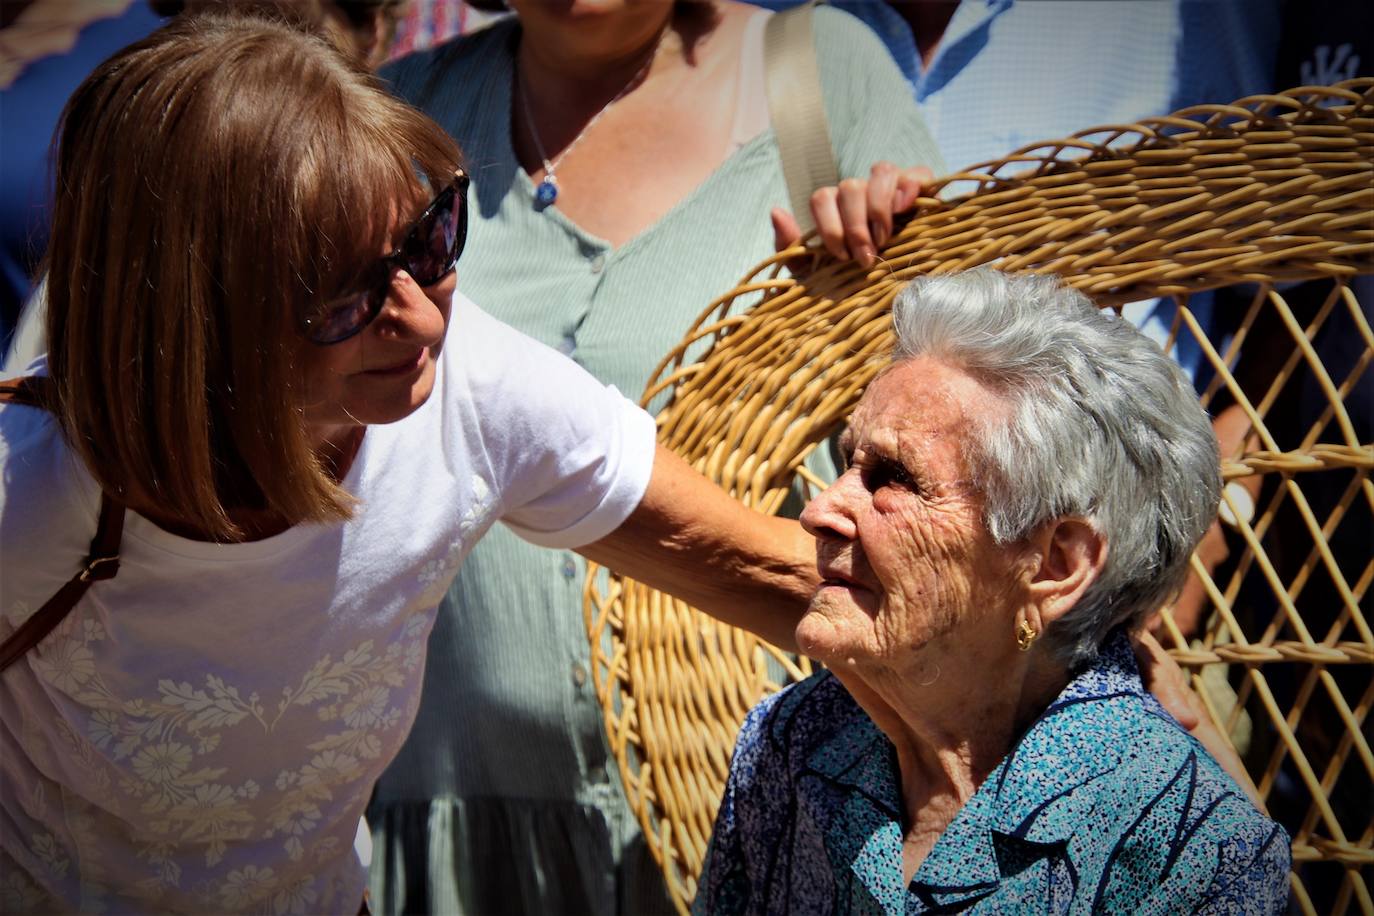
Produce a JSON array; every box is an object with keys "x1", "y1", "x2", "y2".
[
  {"x1": 795, "y1": 609, "x2": 865, "y2": 666},
  {"x1": 397, "y1": 361, "x2": 439, "y2": 418},
  {"x1": 797, "y1": 583, "x2": 883, "y2": 656},
  {"x1": 355, "y1": 358, "x2": 439, "y2": 425}
]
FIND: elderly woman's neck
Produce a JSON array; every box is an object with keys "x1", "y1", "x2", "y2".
[{"x1": 846, "y1": 652, "x2": 1072, "y2": 879}]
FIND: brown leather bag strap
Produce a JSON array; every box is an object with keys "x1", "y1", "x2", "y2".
[
  {"x1": 0, "y1": 375, "x2": 54, "y2": 409},
  {"x1": 0, "y1": 377, "x2": 125, "y2": 673}
]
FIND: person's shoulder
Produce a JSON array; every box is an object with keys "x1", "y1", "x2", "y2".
[
  {"x1": 803, "y1": 3, "x2": 939, "y2": 171},
  {"x1": 1098, "y1": 704, "x2": 1261, "y2": 806},
  {"x1": 384, "y1": 17, "x2": 517, "y2": 77},
  {"x1": 808, "y1": 4, "x2": 901, "y2": 69},
  {"x1": 1091, "y1": 726, "x2": 1291, "y2": 910},
  {"x1": 1034, "y1": 656, "x2": 1233, "y2": 801},
  {"x1": 809, "y1": 5, "x2": 885, "y2": 46},
  {"x1": 745, "y1": 668, "x2": 848, "y2": 727},
  {"x1": 1075, "y1": 695, "x2": 1289, "y2": 882},
  {"x1": 1026, "y1": 685, "x2": 1290, "y2": 909},
  {"x1": 735, "y1": 670, "x2": 871, "y2": 768},
  {"x1": 434, "y1": 288, "x2": 654, "y2": 492},
  {"x1": 1103, "y1": 702, "x2": 1280, "y2": 830},
  {"x1": 1013, "y1": 639, "x2": 1264, "y2": 830},
  {"x1": 0, "y1": 402, "x2": 62, "y2": 507},
  {"x1": 434, "y1": 291, "x2": 499, "y2": 398},
  {"x1": 1, "y1": 379, "x2": 93, "y2": 579},
  {"x1": 0, "y1": 371, "x2": 62, "y2": 466}
]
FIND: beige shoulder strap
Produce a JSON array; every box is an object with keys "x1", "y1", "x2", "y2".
[{"x1": 764, "y1": 1, "x2": 839, "y2": 237}]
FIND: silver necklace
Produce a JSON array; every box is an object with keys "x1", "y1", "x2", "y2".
[{"x1": 516, "y1": 42, "x2": 659, "y2": 208}]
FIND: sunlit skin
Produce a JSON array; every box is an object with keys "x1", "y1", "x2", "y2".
[
  {"x1": 797, "y1": 357, "x2": 1103, "y2": 880},
  {"x1": 508, "y1": 0, "x2": 931, "y2": 257},
  {"x1": 509, "y1": 0, "x2": 760, "y2": 248}
]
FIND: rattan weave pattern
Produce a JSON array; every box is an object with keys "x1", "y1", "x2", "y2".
[{"x1": 585, "y1": 80, "x2": 1374, "y2": 915}]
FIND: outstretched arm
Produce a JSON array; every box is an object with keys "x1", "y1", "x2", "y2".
[{"x1": 577, "y1": 444, "x2": 818, "y2": 651}]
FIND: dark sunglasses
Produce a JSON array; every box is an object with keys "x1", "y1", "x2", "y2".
[{"x1": 302, "y1": 171, "x2": 470, "y2": 345}]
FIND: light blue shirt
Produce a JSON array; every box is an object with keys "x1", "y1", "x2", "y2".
[{"x1": 756, "y1": 0, "x2": 1282, "y2": 378}]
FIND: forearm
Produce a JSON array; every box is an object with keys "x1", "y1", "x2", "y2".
[{"x1": 577, "y1": 445, "x2": 819, "y2": 650}]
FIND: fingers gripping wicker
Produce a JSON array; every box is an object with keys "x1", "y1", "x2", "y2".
[{"x1": 584, "y1": 80, "x2": 1374, "y2": 915}]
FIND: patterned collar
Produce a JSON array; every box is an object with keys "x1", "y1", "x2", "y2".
[{"x1": 795, "y1": 630, "x2": 1174, "y2": 909}]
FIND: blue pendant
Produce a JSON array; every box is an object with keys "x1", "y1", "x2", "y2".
[{"x1": 534, "y1": 178, "x2": 559, "y2": 206}]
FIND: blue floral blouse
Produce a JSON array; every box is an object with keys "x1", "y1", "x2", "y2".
[{"x1": 695, "y1": 631, "x2": 1290, "y2": 915}]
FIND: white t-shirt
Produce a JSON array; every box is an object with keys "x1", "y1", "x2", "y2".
[{"x1": 0, "y1": 293, "x2": 657, "y2": 913}]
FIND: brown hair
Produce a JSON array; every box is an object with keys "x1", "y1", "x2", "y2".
[{"x1": 45, "y1": 12, "x2": 462, "y2": 540}]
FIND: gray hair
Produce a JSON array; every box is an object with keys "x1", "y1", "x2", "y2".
[{"x1": 889, "y1": 268, "x2": 1220, "y2": 667}]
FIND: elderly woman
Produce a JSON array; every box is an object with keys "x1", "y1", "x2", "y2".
[{"x1": 696, "y1": 269, "x2": 1291, "y2": 914}]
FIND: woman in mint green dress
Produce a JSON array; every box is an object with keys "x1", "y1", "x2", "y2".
[{"x1": 368, "y1": 3, "x2": 942, "y2": 912}]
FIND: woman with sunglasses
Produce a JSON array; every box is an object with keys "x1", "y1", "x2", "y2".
[
  {"x1": 367, "y1": 3, "x2": 942, "y2": 912},
  {"x1": 0, "y1": 14, "x2": 816, "y2": 913}
]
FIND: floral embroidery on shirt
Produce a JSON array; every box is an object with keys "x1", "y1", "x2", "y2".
[
  {"x1": 220, "y1": 863, "x2": 276, "y2": 909},
  {"x1": 4, "y1": 598, "x2": 32, "y2": 627},
  {"x1": 0, "y1": 866, "x2": 47, "y2": 912},
  {"x1": 417, "y1": 473, "x2": 495, "y2": 606},
  {"x1": 17, "y1": 604, "x2": 434, "y2": 909}
]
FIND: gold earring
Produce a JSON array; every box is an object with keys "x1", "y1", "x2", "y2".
[{"x1": 1016, "y1": 619, "x2": 1038, "y2": 651}]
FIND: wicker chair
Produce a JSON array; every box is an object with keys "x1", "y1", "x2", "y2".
[{"x1": 585, "y1": 79, "x2": 1374, "y2": 915}]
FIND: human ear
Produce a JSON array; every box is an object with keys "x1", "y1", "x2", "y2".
[{"x1": 1020, "y1": 518, "x2": 1106, "y2": 631}]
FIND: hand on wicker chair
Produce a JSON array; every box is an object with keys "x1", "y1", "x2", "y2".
[{"x1": 771, "y1": 160, "x2": 934, "y2": 268}]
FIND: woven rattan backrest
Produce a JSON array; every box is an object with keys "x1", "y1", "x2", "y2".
[{"x1": 585, "y1": 80, "x2": 1374, "y2": 915}]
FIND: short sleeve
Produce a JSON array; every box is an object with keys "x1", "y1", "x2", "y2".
[
  {"x1": 813, "y1": 6, "x2": 946, "y2": 180},
  {"x1": 444, "y1": 293, "x2": 657, "y2": 549}
]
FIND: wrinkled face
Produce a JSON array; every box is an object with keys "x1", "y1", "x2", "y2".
[
  {"x1": 296, "y1": 210, "x2": 456, "y2": 438},
  {"x1": 797, "y1": 357, "x2": 1023, "y2": 678}
]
